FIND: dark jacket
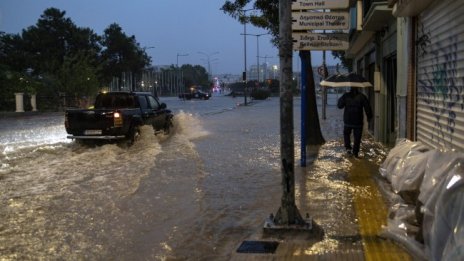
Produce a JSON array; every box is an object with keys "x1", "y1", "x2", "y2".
[{"x1": 337, "y1": 89, "x2": 373, "y2": 128}]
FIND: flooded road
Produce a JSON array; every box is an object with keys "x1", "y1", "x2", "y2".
[{"x1": 0, "y1": 96, "x2": 388, "y2": 260}]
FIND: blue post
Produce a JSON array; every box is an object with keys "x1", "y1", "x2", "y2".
[{"x1": 300, "y1": 52, "x2": 307, "y2": 167}]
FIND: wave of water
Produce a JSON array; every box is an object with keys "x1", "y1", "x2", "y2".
[{"x1": 0, "y1": 111, "x2": 209, "y2": 260}]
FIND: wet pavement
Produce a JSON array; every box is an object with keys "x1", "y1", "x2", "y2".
[
  {"x1": 229, "y1": 97, "x2": 412, "y2": 260},
  {"x1": 0, "y1": 96, "x2": 412, "y2": 260}
]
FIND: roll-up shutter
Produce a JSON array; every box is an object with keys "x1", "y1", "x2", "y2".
[{"x1": 416, "y1": 0, "x2": 464, "y2": 151}]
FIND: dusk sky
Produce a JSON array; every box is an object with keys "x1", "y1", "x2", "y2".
[{"x1": 0, "y1": 0, "x2": 338, "y2": 75}]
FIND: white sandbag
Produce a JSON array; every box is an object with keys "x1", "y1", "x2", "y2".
[
  {"x1": 418, "y1": 151, "x2": 462, "y2": 205},
  {"x1": 379, "y1": 139, "x2": 429, "y2": 183},
  {"x1": 391, "y1": 150, "x2": 432, "y2": 194},
  {"x1": 423, "y1": 158, "x2": 464, "y2": 260}
]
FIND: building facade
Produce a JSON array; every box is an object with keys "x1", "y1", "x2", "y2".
[{"x1": 346, "y1": 0, "x2": 464, "y2": 152}]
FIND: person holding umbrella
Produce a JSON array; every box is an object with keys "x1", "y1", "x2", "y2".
[
  {"x1": 321, "y1": 73, "x2": 374, "y2": 157},
  {"x1": 337, "y1": 87, "x2": 373, "y2": 157}
]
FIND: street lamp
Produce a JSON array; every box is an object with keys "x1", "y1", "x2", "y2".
[
  {"x1": 259, "y1": 55, "x2": 273, "y2": 81},
  {"x1": 240, "y1": 33, "x2": 269, "y2": 84},
  {"x1": 143, "y1": 46, "x2": 155, "y2": 58},
  {"x1": 177, "y1": 53, "x2": 189, "y2": 68},
  {"x1": 141, "y1": 46, "x2": 155, "y2": 93},
  {"x1": 197, "y1": 51, "x2": 219, "y2": 81},
  {"x1": 272, "y1": 65, "x2": 279, "y2": 79},
  {"x1": 176, "y1": 53, "x2": 189, "y2": 94},
  {"x1": 239, "y1": 8, "x2": 256, "y2": 105}
]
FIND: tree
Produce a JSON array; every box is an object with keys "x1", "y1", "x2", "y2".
[
  {"x1": 0, "y1": 33, "x2": 29, "y2": 72},
  {"x1": 1, "y1": 32, "x2": 44, "y2": 110},
  {"x1": 100, "y1": 23, "x2": 151, "y2": 88},
  {"x1": 180, "y1": 64, "x2": 209, "y2": 90},
  {"x1": 0, "y1": 7, "x2": 150, "y2": 111},
  {"x1": 222, "y1": 0, "x2": 325, "y2": 145},
  {"x1": 20, "y1": 8, "x2": 95, "y2": 76},
  {"x1": 300, "y1": 51, "x2": 325, "y2": 145},
  {"x1": 331, "y1": 50, "x2": 353, "y2": 72},
  {"x1": 16, "y1": 7, "x2": 104, "y2": 108},
  {"x1": 57, "y1": 51, "x2": 100, "y2": 96}
]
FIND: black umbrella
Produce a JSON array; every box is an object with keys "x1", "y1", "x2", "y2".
[{"x1": 320, "y1": 72, "x2": 372, "y2": 88}]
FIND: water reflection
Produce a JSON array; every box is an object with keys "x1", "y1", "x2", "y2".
[{"x1": 292, "y1": 134, "x2": 388, "y2": 257}]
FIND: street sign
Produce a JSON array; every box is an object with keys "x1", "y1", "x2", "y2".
[
  {"x1": 292, "y1": 0, "x2": 350, "y2": 10},
  {"x1": 292, "y1": 11, "x2": 349, "y2": 30},
  {"x1": 292, "y1": 32, "x2": 349, "y2": 50}
]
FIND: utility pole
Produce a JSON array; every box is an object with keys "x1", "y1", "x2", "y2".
[
  {"x1": 240, "y1": 8, "x2": 255, "y2": 106},
  {"x1": 240, "y1": 33, "x2": 268, "y2": 84},
  {"x1": 322, "y1": 9, "x2": 328, "y2": 120}
]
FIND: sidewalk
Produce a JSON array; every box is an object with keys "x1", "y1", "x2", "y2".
[
  {"x1": 231, "y1": 101, "x2": 412, "y2": 260},
  {"x1": 0, "y1": 110, "x2": 64, "y2": 119}
]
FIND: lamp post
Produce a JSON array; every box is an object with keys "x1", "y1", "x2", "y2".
[
  {"x1": 239, "y1": 8, "x2": 255, "y2": 105},
  {"x1": 143, "y1": 46, "x2": 156, "y2": 61},
  {"x1": 143, "y1": 46, "x2": 155, "y2": 52},
  {"x1": 177, "y1": 53, "x2": 189, "y2": 68},
  {"x1": 240, "y1": 33, "x2": 269, "y2": 84},
  {"x1": 142, "y1": 46, "x2": 155, "y2": 93},
  {"x1": 197, "y1": 51, "x2": 219, "y2": 81},
  {"x1": 259, "y1": 55, "x2": 273, "y2": 81},
  {"x1": 176, "y1": 53, "x2": 189, "y2": 94},
  {"x1": 272, "y1": 65, "x2": 278, "y2": 79}
]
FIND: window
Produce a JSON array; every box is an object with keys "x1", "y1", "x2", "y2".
[
  {"x1": 147, "y1": 95, "x2": 160, "y2": 110},
  {"x1": 95, "y1": 93, "x2": 136, "y2": 109},
  {"x1": 138, "y1": 96, "x2": 148, "y2": 109}
]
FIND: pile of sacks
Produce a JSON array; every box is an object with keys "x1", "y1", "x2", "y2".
[{"x1": 379, "y1": 139, "x2": 463, "y2": 261}]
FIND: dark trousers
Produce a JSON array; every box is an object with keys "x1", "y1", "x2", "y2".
[{"x1": 343, "y1": 126, "x2": 363, "y2": 156}]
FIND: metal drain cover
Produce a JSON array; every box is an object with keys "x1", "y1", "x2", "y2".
[{"x1": 236, "y1": 240, "x2": 279, "y2": 254}]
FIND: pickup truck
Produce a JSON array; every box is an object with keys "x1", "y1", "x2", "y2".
[
  {"x1": 178, "y1": 90, "x2": 211, "y2": 100},
  {"x1": 65, "y1": 91, "x2": 173, "y2": 144}
]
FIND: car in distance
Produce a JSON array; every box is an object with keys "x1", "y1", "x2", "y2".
[{"x1": 178, "y1": 90, "x2": 211, "y2": 100}]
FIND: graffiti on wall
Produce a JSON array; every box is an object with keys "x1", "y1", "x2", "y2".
[
  {"x1": 416, "y1": 24, "x2": 431, "y2": 58},
  {"x1": 417, "y1": 24, "x2": 464, "y2": 149}
]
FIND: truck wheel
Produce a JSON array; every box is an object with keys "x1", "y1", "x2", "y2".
[
  {"x1": 164, "y1": 115, "x2": 174, "y2": 135},
  {"x1": 127, "y1": 125, "x2": 140, "y2": 145}
]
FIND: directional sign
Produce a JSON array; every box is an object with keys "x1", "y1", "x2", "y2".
[
  {"x1": 292, "y1": 11, "x2": 349, "y2": 30},
  {"x1": 293, "y1": 33, "x2": 349, "y2": 50},
  {"x1": 292, "y1": 0, "x2": 350, "y2": 10}
]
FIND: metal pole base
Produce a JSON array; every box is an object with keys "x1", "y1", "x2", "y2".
[
  {"x1": 263, "y1": 212, "x2": 324, "y2": 240},
  {"x1": 263, "y1": 211, "x2": 324, "y2": 240}
]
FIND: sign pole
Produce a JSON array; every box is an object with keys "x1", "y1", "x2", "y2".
[
  {"x1": 300, "y1": 51, "x2": 307, "y2": 167},
  {"x1": 322, "y1": 9, "x2": 327, "y2": 120}
]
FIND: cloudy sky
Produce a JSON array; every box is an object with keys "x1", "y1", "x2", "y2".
[{"x1": 0, "y1": 0, "x2": 338, "y2": 75}]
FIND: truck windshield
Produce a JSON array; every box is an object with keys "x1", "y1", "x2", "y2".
[{"x1": 94, "y1": 93, "x2": 137, "y2": 109}]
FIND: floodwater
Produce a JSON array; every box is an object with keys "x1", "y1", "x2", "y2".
[{"x1": 0, "y1": 96, "x2": 388, "y2": 260}]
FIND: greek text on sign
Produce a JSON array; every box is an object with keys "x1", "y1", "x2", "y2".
[
  {"x1": 292, "y1": 12, "x2": 349, "y2": 30},
  {"x1": 293, "y1": 33, "x2": 349, "y2": 50},
  {"x1": 292, "y1": 0, "x2": 349, "y2": 10}
]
